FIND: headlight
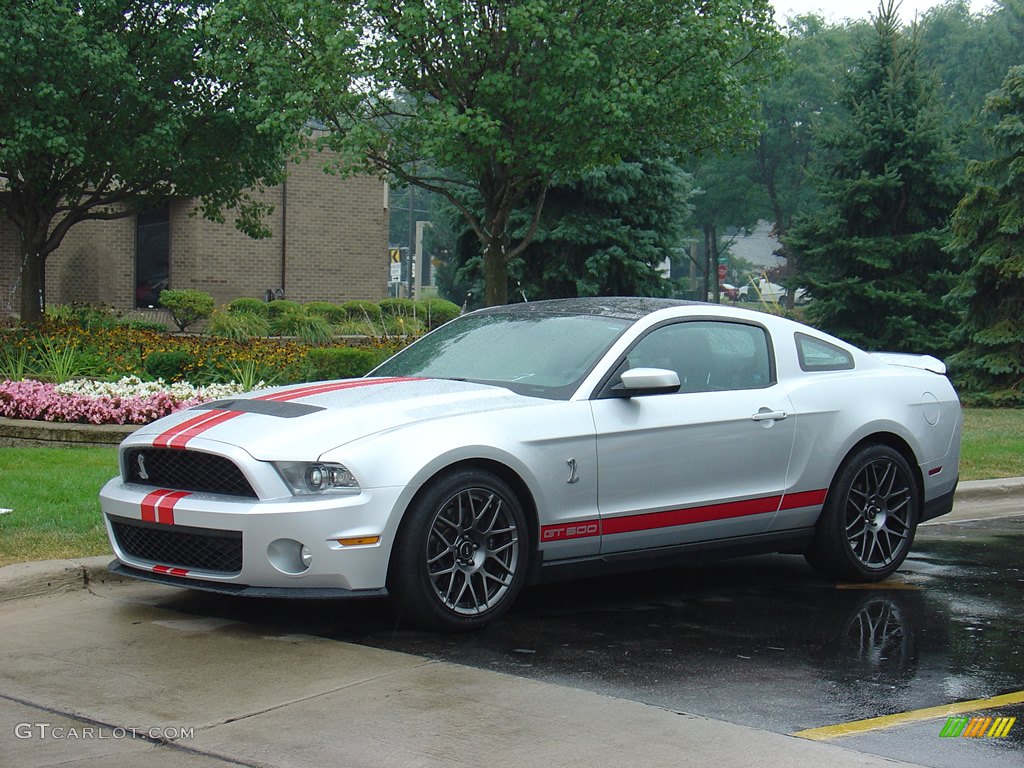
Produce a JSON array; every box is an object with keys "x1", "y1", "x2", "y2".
[{"x1": 275, "y1": 462, "x2": 360, "y2": 495}]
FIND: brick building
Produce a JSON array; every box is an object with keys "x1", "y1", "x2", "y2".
[{"x1": 0, "y1": 153, "x2": 390, "y2": 317}]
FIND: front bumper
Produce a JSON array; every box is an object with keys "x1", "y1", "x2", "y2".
[
  {"x1": 100, "y1": 478, "x2": 408, "y2": 593},
  {"x1": 108, "y1": 561, "x2": 388, "y2": 598}
]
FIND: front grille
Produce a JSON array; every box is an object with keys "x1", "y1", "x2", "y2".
[
  {"x1": 125, "y1": 448, "x2": 257, "y2": 498},
  {"x1": 111, "y1": 516, "x2": 243, "y2": 574}
]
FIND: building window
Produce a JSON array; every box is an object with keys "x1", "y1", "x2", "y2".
[{"x1": 136, "y1": 205, "x2": 169, "y2": 308}]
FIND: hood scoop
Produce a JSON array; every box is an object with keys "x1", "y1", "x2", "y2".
[{"x1": 192, "y1": 399, "x2": 325, "y2": 418}]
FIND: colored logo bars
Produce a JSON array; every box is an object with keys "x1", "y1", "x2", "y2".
[{"x1": 940, "y1": 716, "x2": 1016, "y2": 738}]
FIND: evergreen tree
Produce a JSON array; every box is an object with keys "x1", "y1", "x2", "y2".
[
  {"x1": 945, "y1": 66, "x2": 1024, "y2": 404},
  {"x1": 786, "y1": 2, "x2": 963, "y2": 354},
  {"x1": 437, "y1": 159, "x2": 693, "y2": 305}
]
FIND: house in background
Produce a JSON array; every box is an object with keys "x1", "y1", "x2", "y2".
[{"x1": 0, "y1": 152, "x2": 390, "y2": 318}]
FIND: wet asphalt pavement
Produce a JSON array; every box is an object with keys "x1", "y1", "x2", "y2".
[{"x1": 155, "y1": 513, "x2": 1024, "y2": 767}]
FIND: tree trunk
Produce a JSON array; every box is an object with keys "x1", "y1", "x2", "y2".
[
  {"x1": 18, "y1": 246, "x2": 46, "y2": 324},
  {"x1": 483, "y1": 238, "x2": 509, "y2": 306}
]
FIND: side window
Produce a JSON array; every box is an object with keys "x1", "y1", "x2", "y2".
[
  {"x1": 796, "y1": 333, "x2": 855, "y2": 372},
  {"x1": 623, "y1": 321, "x2": 773, "y2": 393}
]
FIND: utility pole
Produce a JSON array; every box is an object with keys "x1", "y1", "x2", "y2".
[{"x1": 413, "y1": 220, "x2": 433, "y2": 299}]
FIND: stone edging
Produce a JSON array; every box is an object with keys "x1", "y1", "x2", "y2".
[{"x1": 0, "y1": 416, "x2": 138, "y2": 448}]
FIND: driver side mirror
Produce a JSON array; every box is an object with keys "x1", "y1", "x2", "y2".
[{"x1": 606, "y1": 368, "x2": 681, "y2": 398}]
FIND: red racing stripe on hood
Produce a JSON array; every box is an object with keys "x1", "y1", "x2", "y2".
[
  {"x1": 254, "y1": 377, "x2": 421, "y2": 402},
  {"x1": 151, "y1": 377, "x2": 421, "y2": 449},
  {"x1": 152, "y1": 408, "x2": 240, "y2": 449}
]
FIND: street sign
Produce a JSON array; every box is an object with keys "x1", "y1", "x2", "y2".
[{"x1": 389, "y1": 248, "x2": 402, "y2": 282}]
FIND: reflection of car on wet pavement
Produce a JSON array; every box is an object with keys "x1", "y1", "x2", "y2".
[{"x1": 99, "y1": 298, "x2": 961, "y2": 631}]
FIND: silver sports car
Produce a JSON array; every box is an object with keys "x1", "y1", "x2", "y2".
[{"x1": 99, "y1": 298, "x2": 961, "y2": 630}]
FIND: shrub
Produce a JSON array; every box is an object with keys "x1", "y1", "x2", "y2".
[
  {"x1": 227, "y1": 297, "x2": 270, "y2": 317},
  {"x1": 341, "y1": 300, "x2": 382, "y2": 320},
  {"x1": 379, "y1": 297, "x2": 418, "y2": 317},
  {"x1": 266, "y1": 299, "x2": 302, "y2": 318},
  {"x1": 30, "y1": 338, "x2": 102, "y2": 383},
  {"x1": 46, "y1": 303, "x2": 122, "y2": 329},
  {"x1": 207, "y1": 311, "x2": 271, "y2": 342},
  {"x1": 159, "y1": 289, "x2": 215, "y2": 332},
  {"x1": 303, "y1": 347, "x2": 391, "y2": 381},
  {"x1": 303, "y1": 301, "x2": 348, "y2": 324},
  {"x1": 271, "y1": 310, "x2": 333, "y2": 345},
  {"x1": 144, "y1": 350, "x2": 198, "y2": 382},
  {"x1": 417, "y1": 298, "x2": 461, "y2": 330},
  {"x1": 0, "y1": 341, "x2": 30, "y2": 381},
  {"x1": 220, "y1": 359, "x2": 279, "y2": 390},
  {"x1": 334, "y1": 319, "x2": 383, "y2": 336},
  {"x1": 119, "y1": 319, "x2": 168, "y2": 332},
  {"x1": 381, "y1": 314, "x2": 426, "y2": 336}
]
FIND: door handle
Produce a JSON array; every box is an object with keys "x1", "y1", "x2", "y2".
[{"x1": 752, "y1": 409, "x2": 788, "y2": 422}]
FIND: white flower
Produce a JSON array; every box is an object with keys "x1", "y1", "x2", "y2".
[{"x1": 55, "y1": 377, "x2": 249, "y2": 402}]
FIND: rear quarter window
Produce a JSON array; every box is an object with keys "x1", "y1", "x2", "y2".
[{"x1": 796, "y1": 333, "x2": 855, "y2": 372}]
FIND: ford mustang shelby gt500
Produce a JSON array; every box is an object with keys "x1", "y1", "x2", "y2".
[{"x1": 100, "y1": 298, "x2": 960, "y2": 630}]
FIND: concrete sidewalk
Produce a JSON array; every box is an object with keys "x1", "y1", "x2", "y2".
[
  {"x1": 3, "y1": 582, "x2": 925, "y2": 768},
  {"x1": 1, "y1": 478, "x2": 1019, "y2": 768}
]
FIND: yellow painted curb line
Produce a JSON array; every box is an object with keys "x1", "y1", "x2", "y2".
[{"x1": 793, "y1": 690, "x2": 1024, "y2": 741}]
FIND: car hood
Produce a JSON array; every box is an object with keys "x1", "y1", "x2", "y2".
[{"x1": 132, "y1": 377, "x2": 540, "y2": 460}]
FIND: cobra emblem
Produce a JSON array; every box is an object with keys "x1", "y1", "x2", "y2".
[
  {"x1": 566, "y1": 458, "x2": 580, "y2": 485},
  {"x1": 136, "y1": 453, "x2": 149, "y2": 481}
]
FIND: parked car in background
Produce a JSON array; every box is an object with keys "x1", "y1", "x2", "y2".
[
  {"x1": 100, "y1": 298, "x2": 960, "y2": 631},
  {"x1": 739, "y1": 278, "x2": 808, "y2": 304}
]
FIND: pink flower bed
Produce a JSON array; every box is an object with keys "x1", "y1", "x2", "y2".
[{"x1": 0, "y1": 379, "x2": 203, "y2": 426}]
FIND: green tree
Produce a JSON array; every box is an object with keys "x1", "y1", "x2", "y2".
[
  {"x1": 945, "y1": 66, "x2": 1024, "y2": 404},
  {"x1": 919, "y1": 0, "x2": 1024, "y2": 162},
  {"x1": 437, "y1": 159, "x2": 693, "y2": 305},
  {"x1": 0, "y1": 0, "x2": 310, "y2": 323},
  {"x1": 787, "y1": 1, "x2": 963, "y2": 354},
  {"x1": 752, "y1": 15, "x2": 861, "y2": 305},
  {"x1": 286, "y1": 0, "x2": 782, "y2": 306},
  {"x1": 688, "y1": 153, "x2": 768, "y2": 303}
]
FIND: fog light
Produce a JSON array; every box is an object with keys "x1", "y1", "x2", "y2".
[{"x1": 268, "y1": 539, "x2": 311, "y2": 575}]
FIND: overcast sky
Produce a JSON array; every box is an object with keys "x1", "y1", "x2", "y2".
[{"x1": 773, "y1": 0, "x2": 994, "y2": 24}]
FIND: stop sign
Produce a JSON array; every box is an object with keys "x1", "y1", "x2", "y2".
[{"x1": 718, "y1": 264, "x2": 728, "y2": 280}]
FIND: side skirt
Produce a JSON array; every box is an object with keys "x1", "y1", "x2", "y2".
[{"x1": 530, "y1": 529, "x2": 815, "y2": 585}]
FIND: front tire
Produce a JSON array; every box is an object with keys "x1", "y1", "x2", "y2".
[
  {"x1": 389, "y1": 468, "x2": 529, "y2": 631},
  {"x1": 806, "y1": 444, "x2": 920, "y2": 582}
]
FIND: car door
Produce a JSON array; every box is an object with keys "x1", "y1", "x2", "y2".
[{"x1": 590, "y1": 319, "x2": 796, "y2": 554}]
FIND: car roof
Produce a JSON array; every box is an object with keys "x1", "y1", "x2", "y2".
[{"x1": 472, "y1": 297, "x2": 702, "y2": 321}]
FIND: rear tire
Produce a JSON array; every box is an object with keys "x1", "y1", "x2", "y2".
[
  {"x1": 806, "y1": 444, "x2": 920, "y2": 582},
  {"x1": 388, "y1": 468, "x2": 528, "y2": 631}
]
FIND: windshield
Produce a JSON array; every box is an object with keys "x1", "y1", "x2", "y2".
[{"x1": 372, "y1": 310, "x2": 631, "y2": 399}]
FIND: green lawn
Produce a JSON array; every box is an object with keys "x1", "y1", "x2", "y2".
[
  {"x1": 960, "y1": 408, "x2": 1024, "y2": 483},
  {"x1": 0, "y1": 407, "x2": 1021, "y2": 567},
  {"x1": 0, "y1": 446, "x2": 118, "y2": 567}
]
